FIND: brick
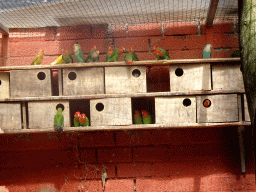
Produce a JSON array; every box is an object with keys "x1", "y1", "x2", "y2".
[
  {"x1": 212, "y1": 49, "x2": 234, "y2": 58},
  {"x1": 213, "y1": 21, "x2": 235, "y2": 34},
  {"x1": 44, "y1": 27, "x2": 57, "y2": 41},
  {"x1": 61, "y1": 180, "x2": 103, "y2": 192},
  {"x1": 92, "y1": 24, "x2": 108, "y2": 39},
  {"x1": 213, "y1": 34, "x2": 239, "y2": 49},
  {"x1": 78, "y1": 132, "x2": 115, "y2": 147},
  {"x1": 7, "y1": 184, "x2": 59, "y2": 192},
  {"x1": 69, "y1": 163, "x2": 115, "y2": 180},
  {"x1": 170, "y1": 49, "x2": 202, "y2": 59},
  {"x1": 127, "y1": 23, "x2": 162, "y2": 37},
  {"x1": 165, "y1": 22, "x2": 199, "y2": 35},
  {"x1": 117, "y1": 163, "x2": 152, "y2": 177},
  {"x1": 104, "y1": 179, "x2": 135, "y2": 192},
  {"x1": 133, "y1": 147, "x2": 170, "y2": 162},
  {"x1": 97, "y1": 148, "x2": 132, "y2": 163},
  {"x1": 152, "y1": 162, "x2": 171, "y2": 177},
  {"x1": 79, "y1": 148, "x2": 97, "y2": 163},
  {"x1": 57, "y1": 25, "x2": 92, "y2": 40},
  {"x1": 115, "y1": 130, "x2": 152, "y2": 146},
  {"x1": 136, "y1": 178, "x2": 195, "y2": 192},
  {"x1": 111, "y1": 24, "x2": 129, "y2": 38},
  {"x1": 114, "y1": 37, "x2": 149, "y2": 52}
]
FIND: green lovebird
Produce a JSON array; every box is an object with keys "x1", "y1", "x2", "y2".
[
  {"x1": 79, "y1": 113, "x2": 89, "y2": 126},
  {"x1": 141, "y1": 109, "x2": 152, "y2": 124},
  {"x1": 134, "y1": 110, "x2": 143, "y2": 124},
  {"x1": 62, "y1": 49, "x2": 73, "y2": 63},
  {"x1": 202, "y1": 44, "x2": 212, "y2": 59},
  {"x1": 86, "y1": 45, "x2": 100, "y2": 62},
  {"x1": 124, "y1": 47, "x2": 139, "y2": 64},
  {"x1": 74, "y1": 43, "x2": 85, "y2": 63},
  {"x1": 73, "y1": 111, "x2": 80, "y2": 127},
  {"x1": 105, "y1": 46, "x2": 113, "y2": 62},
  {"x1": 31, "y1": 49, "x2": 44, "y2": 65},
  {"x1": 54, "y1": 107, "x2": 64, "y2": 134},
  {"x1": 152, "y1": 45, "x2": 169, "y2": 60},
  {"x1": 106, "y1": 47, "x2": 125, "y2": 62}
]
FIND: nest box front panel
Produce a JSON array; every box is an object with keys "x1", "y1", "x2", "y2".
[
  {"x1": 10, "y1": 69, "x2": 52, "y2": 97},
  {"x1": 0, "y1": 72, "x2": 10, "y2": 99},
  {"x1": 0, "y1": 103, "x2": 22, "y2": 129}
]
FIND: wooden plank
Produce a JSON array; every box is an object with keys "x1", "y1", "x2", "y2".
[
  {"x1": 0, "y1": 121, "x2": 252, "y2": 134},
  {"x1": 10, "y1": 69, "x2": 52, "y2": 97},
  {"x1": 28, "y1": 100, "x2": 70, "y2": 129},
  {"x1": 206, "y1": 0, "x2": 220, "y2": 27},
  {"x1": 0, "y1": 102, "x2": 22, "y2": 129},
  {"x1": 22, "y1": 101, "x2": 27, "y2": 129},
  {"x1": 197, "y1": 94, "x2": 239, "y2": 123},
  {"x1": 155, "y1": 96, "x2": 196, "y2": 124},
  {"x1": 0, "y1": 58, "x2": 241, "y2": 71},
  {"x1": 105, "y1": 66, "x2": 146, "y2": 94},
  {"x1": 90, "y1": 97, "x2": 132, "y2": 126},
  {"x1": 0, "y1": 23, "x2": 9, "y2": 35},
  {"x1": 212, "y1": 64, "x2": 244, "y2": 91},
  {"x1": 0, "y1": 90, "x2": 245, "y2": 102},
  {"x1": 62, "y1": 67, "x2": 104, "y2": 96},
  {"x1": 244, "y1": 94, "x2": 250, "y2": 122},
  {"x1": 169, "y1": 63, "x2": 211, "y2": 92},
  {"x1": 58, "y1": 69, "x2": 63, "y2": 96},
  {"x1": 0, "y1": 72, "x2": 9, "y2": 99}
]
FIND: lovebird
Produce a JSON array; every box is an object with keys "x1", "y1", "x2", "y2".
[
  {"x1": 74, "y1": 43, "x2": 85, "y2": 63},
  {"x1": 73, "y1": 111, "x2": 80, "y2": 127},
  {"x1": 50, "y1": 55, "x2": 65, "y2": 65},
  {"x1": 54, "y1": 107, "x2": 64, "y2": 134},
  {"x1": 152, "y1": 45, "x2": 169, "y2": 60},
  {"x1": 106, "y1": 47, "x2": 125, "y2": 62},
  {"x1": 62, "y1": 49, "x2": 73, "y2": 63},
  {"x1": 134, "y1": 110, "x2": 143, "y2": 124},
  {"x1": 31, "y1": 49, "x2": 44, "y2": 65},
  {"x1": 202, "y1": 44, "x2": 212, "y2": 58},
  {"x1": 141, "y1": 109, "x2": 152, "y2": 124},
  {"x1": 79, "y1": 113, "x2": 89, "y2": 126},
  {"x1": 124, "y1": 47, "x2": 139, "y2": 64},
  {"x1": 105, "y1": 46, "x2": 113, "y2": 62},
  {"x1": 86, "y1": 45, "x2": 100, "y2": 62}
]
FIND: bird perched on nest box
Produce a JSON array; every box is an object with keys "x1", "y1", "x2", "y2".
[
  {"x1": 124, "y1": 47, "x2": 139, "y2": 64},
  {"x1": 106, "y1": 46, "x2": 113, "y2": 62},
  {"x1": 31, "y1": 49, "x2": 44, "y2": 65},
  {"x1": 73, "y1": 111, "x2": 80, "y2": 127},
  {"x1": 62, "y1": 49, "x2": 73, "y2": 63},
  {"x1": 141, "y1": 109, "x2": 152, "y2": 124},
  {"x1": 86, "y1": 45, "x2": 100, "y2": 63},
  {"x1": 79, "y1": 113, "x2": 89, "y2": 126},
  {"x1": 134, "y1": 110, "x2": 143, "y2": 124},
  {"x1": 54, "y1": 107, "x2": 64, "y2": 134},
  {"x1": 202, "y1": 44, "x2": 212, "y2": 58},
  {"x1": 106, "y1": 47, "x2": 125, "y2": 62},
  {"x1": 74, "y1": 43, "x2": 85, "y2": 63},
  {"x1": 152, "y1": 45, "x2": 169, "y2": 60}
]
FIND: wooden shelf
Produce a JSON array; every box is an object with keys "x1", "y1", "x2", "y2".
[
  {"x1": 0, "y1": 90, "x2": 245, "y2": 102},
  {"x1": 1, "y1": 121, "x2": 251, "y2": 135},
  {"x1": 0, "y1": 58, "x2": 241, "y2": 71}
]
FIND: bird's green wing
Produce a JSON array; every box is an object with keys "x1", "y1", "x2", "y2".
[{"x1": 132, "y1": 52, "x2": 139, "y2": 61}]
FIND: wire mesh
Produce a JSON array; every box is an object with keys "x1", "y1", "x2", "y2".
[{"x1": 0, "y1": 0, "x2": 238, "y2": 29}]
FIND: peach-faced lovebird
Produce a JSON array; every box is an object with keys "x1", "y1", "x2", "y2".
[
  {"x1": 73, "y1": 111, "x2": 80, "y2": 127},
  {"x1": 50, "y1": 55, "x2": 64, "y2": 65},
  {"x1": 202, "y1": 44, "x2": 212, "y2": 58},
  {"x1": 79, "y1": 113, "x2": 89, "y2": 126},
  {"x1": 141, "y1": 109, "x2": 152, "y2": 124},
  {"x1": 74, "y1": 43, "x2": 85, "y2": 63},
  {"x1": 134, "y1": 110, "x2": 143, "y2": 124},
  {"x1": 86, "y1": 45, "x2": 100, "y2": 62},
  {"x1": 106, "y1": 47, "x2": 125, "y2": 62},
  {"x1": 31, "y1": 49, "x2": 44, "y2": 65},
  {"x1": 62, "y1": 49, "x2": 73, "y2": 63},
  {"x1": 152, "y1": 45, "x2": 169, "y2": 60},
  {"x1": 106, "y1": 46, "x2": 113, "y2": 62},
  {"x1": 54, "y1": 107, "x2": 64, "y2": 134},
  {"x1": 124, "y1": 47, "x2": 139, "y2": 64}
]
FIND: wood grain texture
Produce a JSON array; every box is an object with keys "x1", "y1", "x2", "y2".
[
  {"x1": 10, "y1": 69, "x2": 52, "y2": 97},
  {"x1": 155, "y1": 96, "x2": 196, "y2": 124},
  {"x1": 197, "y1": 94, "x2": 238, "y2": 123},
  {"x1": 28, "y1": 100, "x2": 70, "y2": 129},
  {"x1": 90, "y1": 97, "x2": 132, "y2": 126},
  {"x1": 244, "y1": 94, "x2": 250, "y2": 122},
  {"x1": 0, "y1": 72, "x2": 9, "y2": 99},
  {"x1": 0, "y1": 102, "x2": 22, "y2": 129},
  {"x1": 105, "y1": 66, "x2": 146, "y2": 94},
  {"x1": 212, "y1": 64, "x2": 244, "y2": 91},
  {"x1": 169, "y1": 64, "x2": 211, "y2": 91},
  {"x1": 62, "y1": 67, "x2": 104, "y2": 96}
]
